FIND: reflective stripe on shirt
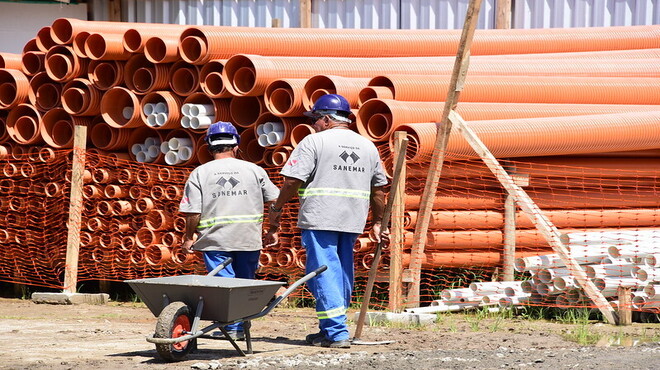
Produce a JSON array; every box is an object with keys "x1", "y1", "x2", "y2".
[
  {"x1": 316, "y1": 306, "x2": 346, "y2": 319},
  {"x1": 197, "y1": 214, "x2": 264, "y2": 229},
  {"x1": 298, "y1": 187, "x2": 370, "y2": 199}
]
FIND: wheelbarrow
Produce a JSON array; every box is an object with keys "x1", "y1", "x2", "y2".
[{"x1": 126, "y1": 259, "x2": 327, "y2": 361}]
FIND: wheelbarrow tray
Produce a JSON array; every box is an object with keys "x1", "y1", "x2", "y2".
[{"x1": 126, "y1": 275, "x2": 284, "y2": 323}]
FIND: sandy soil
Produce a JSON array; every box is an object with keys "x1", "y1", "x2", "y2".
[{"x1": 0, "y1": 297, "x2": 658, "y2": 369}]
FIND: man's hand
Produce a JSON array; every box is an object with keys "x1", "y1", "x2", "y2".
[
  {"x1": 267, "y1": 209, "x2": 282, "y2": 229},
  {"x1": 369, "y1": 221, "x2": 390, "y2": 243},
  {"x1": 264, "y1": 229, "x2": 279, "y2": 248},
  {"x1": 182, "y1": 234, "x2": 198, "y2": 254}
]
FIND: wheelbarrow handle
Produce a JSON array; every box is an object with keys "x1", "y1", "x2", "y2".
[
  {"x1": 242, "y1": 265, "x2": 328, "y2": 321},
  {"x1": 206, "y1": 257, "x2": 233, "y2": 276}
]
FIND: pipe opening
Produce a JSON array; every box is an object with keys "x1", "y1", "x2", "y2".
[
  {"x1": 233, "y1": 67, "x2": 256, "y2": 95},
  {"x1": 145, "y1": 37, "x2": 167, "y2": 63},
  {"x1": 180, "y1": 36, "x2": 206, "y2": 64},
  {"x1": 85, "y1": 34, "x2": 107, "y2": 60},
  {"x1": 123, "y1": 29, "x2": 143, "y2": 52},
  {"x1": 366, "y1": 113, "x2": 391, "y2": 139}
]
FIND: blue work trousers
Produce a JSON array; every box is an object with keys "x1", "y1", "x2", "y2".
[
  {"x1": 203, "y1": 250, "x2": 261, "y2": 332},
  {"x1": 301, "y1": 229, "x2": 359, "y2": 342}
]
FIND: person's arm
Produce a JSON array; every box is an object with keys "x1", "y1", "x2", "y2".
[
  {"x1": 369, "y1": 186, "x2": 387, "y2": 243},
  {"x1": 267, "y1": 176, "x2": 304, "y2": 229},
  {"x1": 181, "y1": 212, "x2": 201, "y2": 254}
]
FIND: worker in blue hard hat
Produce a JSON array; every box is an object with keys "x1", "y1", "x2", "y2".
[
  {"x1": 268, "y1": 94, "x2": 388, "y2": 349},
  {"x1": 179, "y1": 120, "x2": 280, "y2": 340}
]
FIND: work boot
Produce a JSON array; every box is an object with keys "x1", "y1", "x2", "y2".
[
  {"x1": 212, "y1": 330, "x2": 245, "y2": 341},
  {"x1": 312, "y1": 337, "x2": 351, "y2": 349},
  {"x1": 305, "y1": 332, "x2": 324, "y2": 345}
]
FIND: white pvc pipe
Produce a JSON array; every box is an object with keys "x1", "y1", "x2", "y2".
[
  {"x1": 593, "y1": 277, "x2": 643, "y2": 297},
  {"x1": 503, "y1": 286, "x2": 529, "y2": 297},
  {"x1": 632, "y1": 295, "x2": 648, "y2": 309},
  {"x1": 555, "y1": 293, "x2": 570, "y2": 307},
  {"x1": 160, "y1": 141, "x2": 170, "y2": 154},
  {"x1": 190, "y1": 103, "x2": 214, "y2": 116},
  {"x1": 585, "y1": 263, "x2": 636, "y2": 279},
  {"x1": 528, "y1": 292, "x2": 545, "y2": 305},
  {"x1": 568, "y1": 245, "x2": 613, "y2": 256},
  {"x1": 537, "y1": 268, "x2": 570, "y2": 284},
  {"x1": 168, "y1": 137, "x2": 193, "y2": 150},
  {"x1": 645, "y1": 254, "x2": 660, "y2": 268},
  {"x1": 165, "y1": 150, "x2": 182, "y2": 165},
  {"x1": 563, "y1": 229, "x2": 660, "y2": 245},
  {"x1": 131, "y1": 143, "x2": 145, "y2": 155},
  {"x1": 552, "y1": 275, "x2": 576, "y2": 291},
  {"x1": 256, "y1": 123, "x2": 266, "y2": 136},
  {"x1": 536, "y1": 282, "x2": 559, "y2": 296},
  {"x1": 480, "y1": 294, "x2": 506, "y2": 306},
  {"x1": 408, "y1": 302, "x2": 478, "y2": 313},
  {"x1": 181, "y1": 115, "x2": 192, "y2": 128},
  {"x1": 644, "y1": 283, "x2": 660, "y2": 296},
  {"x1": 146, "y1": 113, "x2": 158, "y2": 127},
  {"x1": 155, "y1": 112, "x2": 168, "y2": 126},
  {"x1": 469, "y1": 281, "x2": 522, "y2": 294},
  {"x1": 643, "y1": 294, "x2": 660, "y2": 308},
  {"x1": 566, "y1": 288, "x2": 584, "y2": 304},
  {"x1": 144, "y1": 136, "x2": 160, "y2": 147},
  {"x1": 440, "y1": 288, "x2": 474, "y2": 301},
  {"x1": 520, "y1": 280, "x2": 535, "y2": 293},
  {"x1": 177, "y1": 146, "x2": 193, "y2": 161},
  {"x1": 154, "y1": 101, "x2": 168, "y2": 114},
  {"x1": 264, "y1": 121, "x2": 284, "y2": 133},
  {"x1": 191, "y1": 115, "x2": 213, "y2": 129},
  {"x1": 267, "y1": 131, "x2": 282, "y2": 146},
  {"x1": 600, "y1": 257, "x2": 631, "y2": 265},
  {"x1": 635, "y1": 267, "x2": 660, "y2": 282},
  {"x1": 142, "y1": 102, "x2": 155, "y2": 116},
  {"x1": 147, "y1": 145, "x2": 161, "y2": 159},
  {"x1": 181, "y1": 103, "x2": 193, "y2": 116},
  {"x1": 122, "y1": 106, "x2": 134, "y2": 120},
  {"x1": 608, "y1": 245, "x2": 660, "y2": 259},
  {"x1": 514, "y1": 254, "x2": 604, "y2": 272},
  {"x1": 135, "y1": 151, "x2": 149, "y2": 163},
  {"x1": 258, "y1": 134, "x2": 269, "y2": 147},
  {"x1": 498, "y1": 296, "x2": 529, "y2": 307}
]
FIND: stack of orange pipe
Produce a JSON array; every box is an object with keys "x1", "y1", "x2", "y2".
[{"x1": 0, "y1": 18, "x2": 659, "y2": 285}]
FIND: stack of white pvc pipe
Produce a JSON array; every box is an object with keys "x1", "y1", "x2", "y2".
[
  {"x1": 131, "y1": 136, "x2": 161, "y2": 163},
  {"x1": 181, "y1": 103, "x2": 215, "y2": 129},
  {"x1": 161, "y1": 137, "x2": 193, "y2": 165},
  {"x1": 256, "y1": 121, "x2": 285, "y2": 147},
  {"x1": 143, "y1": 102, "x2": 169, "y2": 128}
]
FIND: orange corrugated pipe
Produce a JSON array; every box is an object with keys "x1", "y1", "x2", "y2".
[
  {"x1": 144, "y1": 244, "x2": 172, "y2": 266},
  {"x1": 20, "y1": 51, "x2": 45, "y2": 76},
  {"x1": 40, "y1": 108, "x2": 91, "y2": 148},
  {"x1": 89, "y1": 122, "x2": 131, "y2": 151},
  {"x1": 302, "y1": 75, "x2": 371, "y2": 110},
  {"x1": 405, "y1": 193, "x2": 503, "y2": 210},
  {"x1": 122, "y1": 24, "x2": 187, "y2": 53},
  {"x1": 36, "y1": 26, "x2": 56, "y2": 52},
  {"x1": 141, "y1": 91, "x2": 182, "y2": 129},
  {"x1": 72, "y1": 31, "x2": 90, "y2": 58},
  {"x1": 366, "y1": 75, "x2": 660, "y2": 104},
  {"x1": 169, "y1": 61, "x2": 200, "y2": 96},
  {"x1": 229, "y1": 95, "x2": 266, "y2": 128},
  {"x1": 271, "y1": 146, "x2": 293, "y2": 166},
  {"x1": 481, "y1": 48, "x2": 660, "y2": 60},
  {"x1": 222, "y1": 54, "x2": 660, "y2": 97},
  {"x1": 178, "y1": 24, "x2": 660, "y2": 64},
  {"x1": 144, "y1": 35, "x2": 182, "y2": 64},
  {"x1": 184, "y1": 92, "x2": 232, "y2": 130},
  {"x1": 264, "y1": 78, "x2": 307, "y2": 117},
  {"x1": 199, "y1": 59, "x2": 231, "y2": 98},
  {"x1": 360, "y1": 99, "x2": 660, "y2": 143},
  {"x1": 0, "y1": 69, "x2": 30, "y2": 110},
  {"x1": 402, "y1": 229, "x2": 548, "y2": 249},
  {"x1": 45, "y1": 45, "x2": 89, "y2": 82},
  {"x1": 164, "y1": 129, "x2": 199, "y2": 166},
  {"x1": 28, "y1": 72, "x2": 62, "y2": 112},
  {"x1": 195, "y1": 135, "x2": 212, "y2": 165},
  {"x1": 290, "y1": 123, "x2": 315, "y2": 147},
  {"x1": 6, "y1": 104, "x2": 42, "y2": 145},
  {"x1": 401, "y1": 250, "x2": 552, "y2": 268},
  {"x1": 22, "y1": 38, "x2": 38, "y2": 54},
  {"x1": 51, "y1": 18, "x2": 169, "y2": 45},
  {"x1": 61, "y1": 78, "x2": 101, "y2": 116},
  {"x1": 88, "y1": 60, "x2": 125, "y2": 90},
  {"x1": 124, "y1": 54, "x2": 169, "y2": 94},
  {"x1": 85, "y1": 33, "x2": 132, "y2": 61},
  {"x1": 253, "y1": 113, "x2": 302, "y2": 147},
  {"x1": 0, "y1": 52, "x2": 23, "y2": 70},
  {"x1": 100, "y1": 86, "x2": 143, "y2": 128},
  {"x1": 135, "y1": 197, "x2": 155, "y2": 214}
]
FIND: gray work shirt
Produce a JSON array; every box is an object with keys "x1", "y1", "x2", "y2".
[
  {"x1": 281, "y1": 128, "x2": 388, "y2": 233},
  {"x1": 179, "y1": 157, "x2": 279, "y2": 252}
]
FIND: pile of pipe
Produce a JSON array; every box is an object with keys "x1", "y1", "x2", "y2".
[
  {"x1": 406, "y1": 229, "x2": 660, "y2": 313},
  {"x1": 1, "y1": 19, "x2": 660, "y2": 290}
]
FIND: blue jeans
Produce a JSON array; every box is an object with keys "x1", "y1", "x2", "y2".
[
  {"x1": 301, "y1": 229, "x2": 359, "y2": 342},
  {"x1": 203, "y1": 250, "x2": 261, "y2": 332}
]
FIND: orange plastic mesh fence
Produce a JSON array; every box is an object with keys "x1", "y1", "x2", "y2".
[{"x1": 1, "y1": 145, "x2": 659, "y2": 313}]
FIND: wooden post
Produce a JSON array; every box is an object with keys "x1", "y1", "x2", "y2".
[
  {"x1": 389, "y1": 132, "x2": 407, "y2": 312},
  {"x1": 502, "y1": 170, "x2": 529, "y2": 281},
  {"x1": 272, "y1": 18, "x2": 282, "y2": 28},
  {"x1": 447, "y1": 110, "x2": 617, "y2": 325},
  {"x1": 63, "y1": 125, "x2": 87, "y2": 294},
  {"x1": 617, "y1": 287, "x2": 632, "y2": 326},
  {"x1": 406, "y1": 0, "x2": 483, "y2": 307},
  {"x1": 300, "y1": 0, "x2": 312, "y2": 28},
  {"x1": 495, "y1": 0, "x2": 512, "y2": 29},
  {"x1": 108, "y1": 0, "x2": 122, "y2": 22}
]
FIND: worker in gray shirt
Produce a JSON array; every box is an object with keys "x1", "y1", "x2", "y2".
[
  {"x1": 268, "y1": 94, "x2": 388, "y2": 349},
  {"x1": 180, "y1": 121, "x2": 279, "y2": 340}
]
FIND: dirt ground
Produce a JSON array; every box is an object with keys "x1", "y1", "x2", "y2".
[{"x1": 0, "y1": 297, "x2": 658, "y2": 370}]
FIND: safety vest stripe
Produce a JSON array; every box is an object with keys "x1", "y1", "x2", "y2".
[
  {"x1": 299, "y1": 187, "x2": 370, "y2": 199},
  {"x1": 316, "y1": 306, "x2": 346, "y2": 319},
  {"x1": 198, "y1": 214, "x2": 263, "y2": 229}
]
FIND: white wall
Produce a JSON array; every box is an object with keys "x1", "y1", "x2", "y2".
[{"x1": 0, "y1": 2, "x2": 87, "y2": 54}]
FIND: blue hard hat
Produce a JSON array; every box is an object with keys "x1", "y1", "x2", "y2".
[
  {"x1": 304, "y1": 94, "x2": 351, "y2": 119},
  {"x1": 206, "y1": 121, "x2": 240, "y2": 146}
]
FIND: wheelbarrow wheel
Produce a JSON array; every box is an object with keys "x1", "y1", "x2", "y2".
[{"x1": 154, "y1": 301, "x2": 196, "y2": 361}]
